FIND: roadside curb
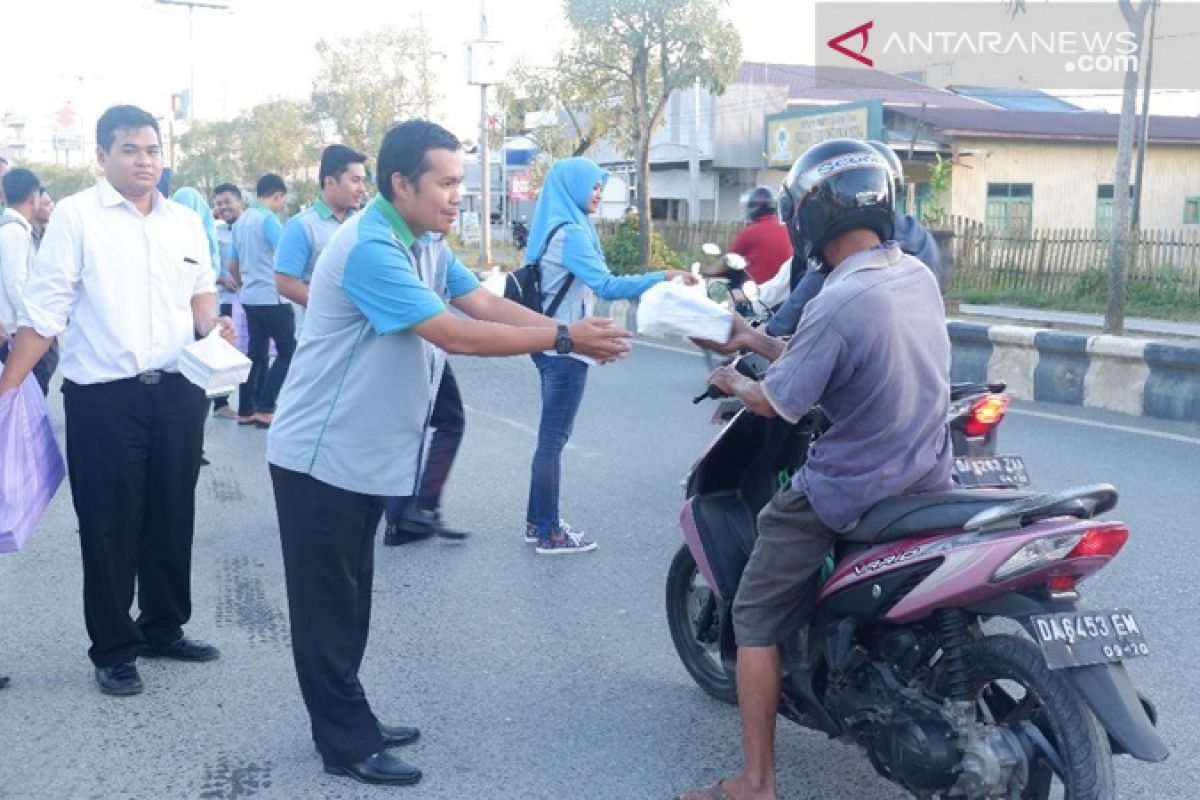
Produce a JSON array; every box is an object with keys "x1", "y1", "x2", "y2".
[{"x1": 597, "y1": 299, "x2": 1200, "y2": 423}]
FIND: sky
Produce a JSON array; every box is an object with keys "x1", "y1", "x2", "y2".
[
  {"x1": 1, "y1": 0, "x2": 819, "y2": 153},
  {"x1": 2, "y1": 0, "x2": 1196, "y2": 161}
]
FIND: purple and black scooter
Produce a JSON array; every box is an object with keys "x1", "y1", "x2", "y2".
[{"x1": 667, "y1": 355, "x2": 1166, "y2": 799}]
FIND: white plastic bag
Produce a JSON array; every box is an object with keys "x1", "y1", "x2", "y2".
[
  {"x1": 637, "y1": 280, "x2": 733, "y2": 343},
  {"x1": 0, "y1": 374, "x2": 65, "y2": 553},
  {"x1": 179, "y1": 328, "x2": 253, "y2": 398}
]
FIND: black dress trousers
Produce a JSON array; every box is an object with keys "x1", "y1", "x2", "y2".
[
  {"x1": 62, "y1": 372, "x2": 208, "y2": 667},
  {"x1": 270, "y1": 464, "x2": 386, "y2": 766}
]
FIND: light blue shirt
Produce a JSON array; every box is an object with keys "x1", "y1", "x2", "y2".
[
  {"x1": 231, "y1": 202, "x2": 284, "y2": 305},
  {"x1": 267, "y1": 196, "x2": 480, "y2": 496}
]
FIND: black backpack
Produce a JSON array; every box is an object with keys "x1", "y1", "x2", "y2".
[{"x1": 503, "y1": 222, "x2": 574, "y2": 316}]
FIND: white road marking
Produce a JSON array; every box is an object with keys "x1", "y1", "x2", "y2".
[
  {"x1": 633, "y1": 339, "x2": 705, "y2": 358},
  {"x1": 1008, "y1": 408, "x2": 1200, "y2": 447},
  {"x1": 463, "y1": 404, "x2": 599, "y2": 457}
]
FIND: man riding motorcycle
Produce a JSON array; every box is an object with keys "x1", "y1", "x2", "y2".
[
  {"x1": 724, "y1": 186, "x2": 791, "y2": 285},
  {"x1": 765, "y1": 140, "x2": 943, "y2": 338},
  {"x1": 681, "y1": 138, "x2": 953, "y2": 800}
]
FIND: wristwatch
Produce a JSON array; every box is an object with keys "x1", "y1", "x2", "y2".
[{"x1": 554, "y1": 324, "x2": 573, "y2": 355}]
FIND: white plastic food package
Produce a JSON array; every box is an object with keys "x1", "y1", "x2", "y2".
[
  {"x1": 637, "y1": 280, "x2": 733, "y2": 343},
  {"x1": 179, "y1": 327, "x2": 253, "y2": 398}
]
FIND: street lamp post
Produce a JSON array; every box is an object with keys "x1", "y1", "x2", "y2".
[{"x1": 154, "y1": 0, "x2": 231, "y2": 120}]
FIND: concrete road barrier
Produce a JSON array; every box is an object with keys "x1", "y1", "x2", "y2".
[{"x1": 599, "y1": 299, "x2": 1200, "y2": 423}]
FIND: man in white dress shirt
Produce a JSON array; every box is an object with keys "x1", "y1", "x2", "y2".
[{"x1": 0, "y1": 105, "x2": 234, "y2": 696}]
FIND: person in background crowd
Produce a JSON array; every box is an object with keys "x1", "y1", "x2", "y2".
[
  {"x1": 0, "y1": 105, "x2": 234, "y2": 696},
  {"x1": 229, "y1": 173, "x2": 293, "y2": 428},
  {"x1": 31, "y1": 188, "x2": 53, "y2": 250},
  {"x1": 210, "y1": 183, "x2": 244, "y2": 420},
  {"x1": 0, "y1": 168, "x2": 59, "y2": 395},
  {"x1": 275, "y1": 144, "x2": 367, "y2": 335}
]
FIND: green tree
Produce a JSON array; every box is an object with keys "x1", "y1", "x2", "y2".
[
  {"x1": 174, "y1": 119, "x2": 241, "y2": 195},
  {"x1": 311, "y1": 27, "x2": 440, "y2": 158},
  {"x1": 497, "y1": 55, "x2": 620, "y2": 161},
  {"x1": 237, "y1": 99, "x2": 321, "y2": 185},
  {"x1": 23, "y1": 162, "x2": 98, "y2": 199},
  {"x1": 564, "y1": 0, "x2": 741, "y2": 267}
]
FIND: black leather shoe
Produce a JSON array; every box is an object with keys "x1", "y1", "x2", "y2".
[
  {"x1": 141, "y1": 637, "x2": 220, "y2": 662},
  {"x1": 399, "y1": 509, "x2": 470, "y2": 541},
  {"x1": 323, "y1": 751, "x2": 422, "y2": 786},
  {"x1": 379, "y1": 722, "x2": 420, "y2": 748},
  {"x1": 383, "y1": 521, "x2": 433, "y2": 547},
  {"x1": 95, "y1": 662, "x2": 143, "y2": 696}
]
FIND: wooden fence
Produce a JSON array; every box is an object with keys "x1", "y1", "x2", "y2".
[
  {"x1": 595, "y1": 219, "x2": 742, "y2": 255},
  {"x1": 945, "y1": 215, "x2": 1200, "y2": 296}
]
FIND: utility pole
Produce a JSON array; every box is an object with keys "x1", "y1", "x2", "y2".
[
  {"x1": 154, "y1": 0, "x2": 230, "y2": 120},
  {"x1": 469, "y1": 0, "x2": 495, "y2": 266},
  {"x1": 1131, "y1": 0, "x2": 1158, "y2": 230},
  {"x1": 687, "y1": 77, "x2": 701, "y2": 223}
]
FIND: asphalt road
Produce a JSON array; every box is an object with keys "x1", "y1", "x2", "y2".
[{"x1": 0, "y1": 341, "x2": 1196, "y2": 799}]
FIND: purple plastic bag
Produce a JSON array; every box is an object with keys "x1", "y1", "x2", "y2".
[{"x1": 0, "y1": 373, "x2": 66, "y2": 553}]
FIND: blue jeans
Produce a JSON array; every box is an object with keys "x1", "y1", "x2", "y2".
[{"x1": 526, "y1": 353, "x2": 589, "y2": 537}]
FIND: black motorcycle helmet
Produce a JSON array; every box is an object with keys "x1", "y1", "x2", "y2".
[
  {"x1": 779, "y1": 138, "x2": 895, "y2": 271},
  {"x1": 741, "y1": 185, "x2": 777, "y2": 222},
  {"x1": 866, "y1": 139, "x2": 905, "y2": 192}
]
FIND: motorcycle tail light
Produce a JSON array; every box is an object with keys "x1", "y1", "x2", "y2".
[
  {"x1": 992, "y1": 532, "x2": 1083, "y2": 581},
  {"x1": 963, "y1": 394, "x2": 1009, "y2": 437},
  {"x1": 1067, "y1": 523, "x2": 1129, "y2": 559},
  {"x1": 992, "y1": 523, "x2": 1129, "y2": 583},
  {"x1": 1048, "y1": 575, "x2": 1077, "y2": 593}
]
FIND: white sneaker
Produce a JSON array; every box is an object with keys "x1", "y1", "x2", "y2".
[{"x1": 535, "y1": 522, "x2": 598, "y2": 555}]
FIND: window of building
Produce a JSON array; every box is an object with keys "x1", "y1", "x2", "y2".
[
  {"x1": 985, "y1": 183, "x2": 1033, "y2": 237},
  {"x1": 1185, "y1": 197, "x2": 1200, "y2": 225},
  {"x1": 1095, "y1": 184, "x2": 1133, "y2": 232}
]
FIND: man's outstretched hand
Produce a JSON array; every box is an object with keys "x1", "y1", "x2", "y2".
[{"x1": 568, "y1": 318, "x2": 633, "y2": 364}]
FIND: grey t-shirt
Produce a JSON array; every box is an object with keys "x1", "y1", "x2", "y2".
[{"x1": 761, "y1": 244, "x2": 953, "y2": 532}]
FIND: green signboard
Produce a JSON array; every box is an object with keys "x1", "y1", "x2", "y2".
[{"x1": 765, "y1": 101, "x2": 884, "y2": 169}]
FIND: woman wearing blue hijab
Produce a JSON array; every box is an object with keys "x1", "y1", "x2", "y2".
[{"x1": 523, "y1": 157, "x2": 693, "y2": 554}]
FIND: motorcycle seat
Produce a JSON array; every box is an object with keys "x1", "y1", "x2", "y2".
[{"x1": 845, "y1": 489, "x2": 1037, "y2": 545}]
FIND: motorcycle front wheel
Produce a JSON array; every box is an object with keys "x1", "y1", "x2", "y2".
[
  {"x1": 962, "y1": 634, "x2": 1116, "y2": 800},
  {"x1": 666, "y1": 545, "x2": 737, "y2": 705}
]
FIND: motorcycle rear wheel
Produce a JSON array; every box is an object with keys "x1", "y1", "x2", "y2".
[
  {"x1": 963, "y1": 634, "x2": 1116, "y2": 800},
  {"x1": 666, "y1": 545, "x2": 737, "y2": 705}
]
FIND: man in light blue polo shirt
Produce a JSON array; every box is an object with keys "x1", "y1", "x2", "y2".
[
  {"x1": 266, "y1": 120, "x2": 631, "y2": 787},
  {"x1": 230, "y1": 173, "x2": 292, "y2": 427},
  {"x1": 275, "y1": 144, "x2": 367, "y2": 336}
]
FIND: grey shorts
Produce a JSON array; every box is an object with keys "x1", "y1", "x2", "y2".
[{"x1": 732, "y1": 484, "x2": 836, "y2": 647}]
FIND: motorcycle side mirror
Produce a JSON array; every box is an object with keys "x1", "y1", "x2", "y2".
[
  {"x1": 707, "y1": 282, "x2": 731, "y2": 304},
  {"x1": 701, "y1": 242, "x2": 721, "y2": 256},
  {"x1": 724, "y1": 253, "x2": 748, "y2": 271}
]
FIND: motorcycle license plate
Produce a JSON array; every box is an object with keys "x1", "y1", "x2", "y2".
[
  {"x1": 1031, "y1": 609, "x2": 1150, "y2": 670},
  {"x1": 953, "y1": 455, "x2": 1030, "y2": 488}
]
